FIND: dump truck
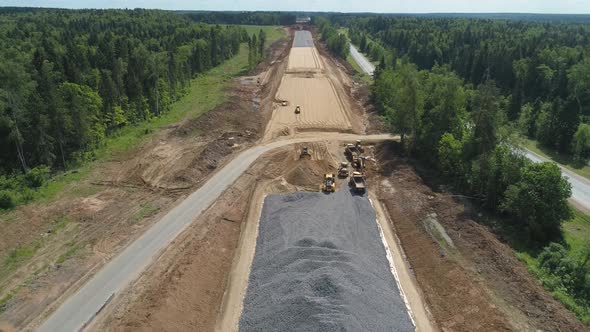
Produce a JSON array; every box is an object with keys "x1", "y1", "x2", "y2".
[
  {"x1": 322, "y1": 173, "x2": 336, "y2": 193},
  {"x1": 349, "y1": 172, "x2": 366, "y2": 193},
  {"x1": 338, "y1": 162, "x2": 349, "y2": 178},
  {"x1": 295, "y1": 105, "x2": 301, "y2": 114},
  {"x1": 351, "y1": 155, "x2": 365, "y2": 171},
  {"x1": 344, "y1": 143, "x2": 361, "y2": 158}
]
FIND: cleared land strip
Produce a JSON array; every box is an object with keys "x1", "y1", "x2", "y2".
[
  {"x1": 271, "y1": 75, "x2": 351, "y2": 132},
  {"x1": 286, "y1": 47, "x2": 324, "y2": 72},
  {"x1": 239, "y1": 190, "x2": 414, "y2": 331},
  {"x1": 37, "y1": 134, "x2": 395, "y2": 332}
]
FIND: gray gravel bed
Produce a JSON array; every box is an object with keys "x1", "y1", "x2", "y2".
[
  {"x1": 293, "y1": 30, "x2": 315, "y2": 48},
  {"x1": 239, "y1": 190, "x2": 414, "y2": 332}
]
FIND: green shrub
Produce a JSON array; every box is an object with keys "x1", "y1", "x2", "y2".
[
  {"x1": 0, "y1": 190, "x2": 14, "y2": 209},
  {"x1": 23, "y1": 166, "x2": 50, "y2": 188}
]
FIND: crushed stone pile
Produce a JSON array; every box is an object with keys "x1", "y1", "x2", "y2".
[{"x1": 239, "y1": 190, "x2": 414, "y2": 331}]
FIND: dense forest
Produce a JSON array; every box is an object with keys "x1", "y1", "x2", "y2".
[
  {"x1": 345, "y1": 16, "x2": 590, "y2": 161},
  {"x1": 328, "y1": 15, "x2": 590, "y2": 322},
  {"x1": 0, "y1": 9, "x2": 260, "y2": 208},
  {"x1": 182, "y1": 11, "x2": 296, "y2": 26},
  {"x1": 313, "y1": 17, "x2": 349, "y2": 59}
]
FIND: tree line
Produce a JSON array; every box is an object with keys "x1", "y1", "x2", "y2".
[
  {"x1": 248, "y1": 29, "x2": 267, "y2": 70},
  {"x1": 183, "y1": 11, "x2": 296, "y2": 26},
  {"x1": 344, "y1": 16, "x2": 590, "y2": 161},
  {"x1": 0, "y1": 9, "x2": 252, "y2": 208},
  {"x1": 313, "y1": 17, "x2": 349, "y2": 59}
]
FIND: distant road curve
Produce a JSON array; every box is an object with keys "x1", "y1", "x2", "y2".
[
  {"x1": 523, "y1": 149, "x2": 590, "y2": 212},
  {"x1": 37, "y1": 133, "x2": 396, "y2": 332},
  {"x1": 349, "y1": 44, "x2": 375, "y2": 77},
  {"x1": 348, "y1": 42, "x2": 590, "y2": 212}
]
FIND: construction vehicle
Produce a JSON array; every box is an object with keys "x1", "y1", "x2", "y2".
[
  {"x1": 351, "y1": 155, "x2": 365, "y2": 171},
  {"x1": 295, "y1": 105, "x2": 301, "y2": 114},
  {"x1": 338, "y1": 162, "x2": 349, "y2": 178},
  {"x1": 281, "y1": 100, "x2": 288, "y2": 106},
  {"x1": 345, "y1": 143, "x2": 361, "y2": 159},
  {"x1": 349, "y1": 172, "x2": 367, "y2": 194},
  {"x1": 300, "y1": 146, "x2": 311, "y2": 159},
  {"x1": 355, "y1": 140, "x2": 365, "y2": 153},
  {"x1": 322, "y1": 173, "x2": 336, "y2": 193}
]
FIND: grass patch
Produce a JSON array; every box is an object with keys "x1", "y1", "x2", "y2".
[
  {"x1": 132, "y1": 203, "x2": 161, "y2": 224},
  {"x1": 563, "y1": 209, "x2": 590, "y2": 256},
  {"x1": 56, "y1": 241, "x2": 83, "y2": 265},
  {"x1": 51, "y1": 216, "x2": 71, "y2": 234},
  {"x1": 523, "y1": 138, "x2": 590, "y2": 180},
  {"x1": 346, "y1": 54, "x2": 373, "y2": 84},
  {"x1": 0, "y1": 286, "x2": 18, "y2": 314},
  {"x1": 514, "y1": 206, "x2": 590, "y2": 325},
  {"x1": 242, "y1": 25, "x2": 285, "y2": 44},
  {"x1": 0, "y1": 243, "x2": 41, "y2": 280}
]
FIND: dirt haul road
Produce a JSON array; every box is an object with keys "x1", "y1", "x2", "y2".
[
  {"x1": 264, "y1": 30, "x2": 353, "y2": 140},
  {"x1": 36, "y1": 134, "x2": 393, "y2": 332}
]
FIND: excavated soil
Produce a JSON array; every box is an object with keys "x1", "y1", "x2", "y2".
[{"x1": 372, "y1": 141, "x2": 588, "y2": 332}]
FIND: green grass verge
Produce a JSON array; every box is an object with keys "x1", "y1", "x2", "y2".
[
  {"x1": 516, "y1": 207, "x2": 590, "y2": 324},
  {"x1": 22, "y1": 25, "x2": 286, "y2": 205},
  {"x1": 346, "y1": 54, "x2": 373, "y2": 85},
  {"x1": 0, "y1": 216, "x2": 72, "y2": 280},
  {"x1": 132, "y1": 203, "x2": 160, "y2": 224},
  {"x1": 56, "y1": 241, "x2": 83, "y2": 265},
  {"x1": 523, "y1": 138, "x2": 590, "y2": 180}
]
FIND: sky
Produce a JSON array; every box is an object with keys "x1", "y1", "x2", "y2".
[{"x1": 1, "y1": 0, "x2": 590, "y2": 14}]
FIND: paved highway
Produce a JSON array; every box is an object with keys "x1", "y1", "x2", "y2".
[
  {"x1": 349, "y1": 44, "x2": 375, "y2": 76},
  {"x1": 38, "y1": 133, "x2": 395, "y2": 332},
  {"x1": 348, "y1": 42, "x2": 590, "y2": 212}
]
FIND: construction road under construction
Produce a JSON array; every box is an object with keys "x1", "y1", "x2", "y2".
[{"x1": 35, "y1": 29, "x2": 430, "y2": 332}]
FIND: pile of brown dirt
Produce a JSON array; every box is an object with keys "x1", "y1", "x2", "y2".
[{"x1": 372, "y1": 141, "x2": 587, "y2": 332}]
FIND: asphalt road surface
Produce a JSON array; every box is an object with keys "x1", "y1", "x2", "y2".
[
  {"x1": 38, "y1": 133, "x2": 395, "y2": 332},
  {"x1": 348, "y1": 42, "x2": 590, "y2": 212},
  {"x1": 293, "y1": 30, "x2": 314, "y2": 48},
  {"x1": 349, "y1": 44, "x2": 375, "y2": 77}
]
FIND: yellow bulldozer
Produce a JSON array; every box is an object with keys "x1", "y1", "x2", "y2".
[{"x1": 322, "y1": 173, "x2": 336, "y2": 193}]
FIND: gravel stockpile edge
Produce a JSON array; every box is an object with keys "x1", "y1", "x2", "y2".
[{"x1": 239, "y1": 190, "x2": 414, "y2": 331}]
